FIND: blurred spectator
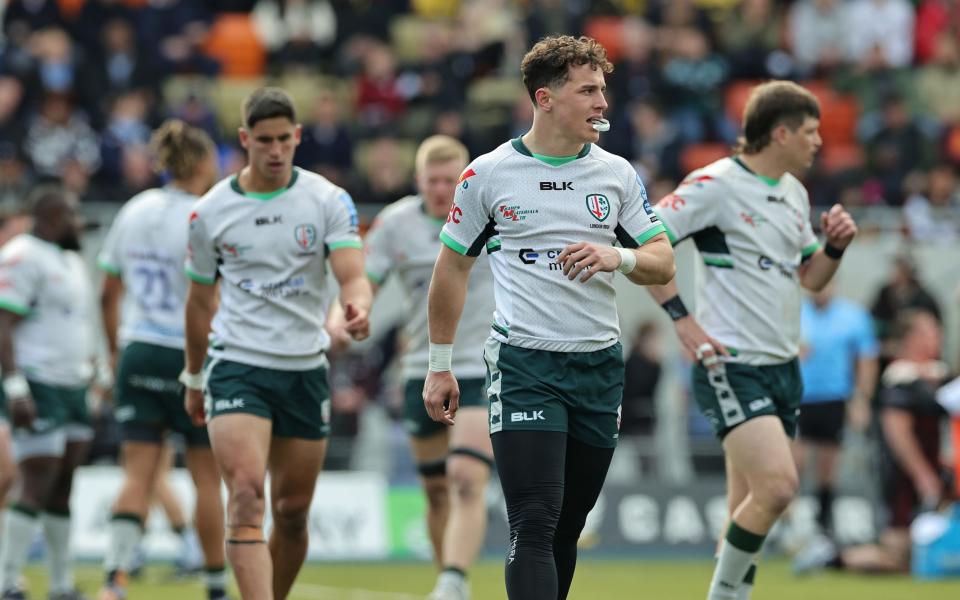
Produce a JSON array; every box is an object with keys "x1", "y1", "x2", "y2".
[
  {"x1": 608, "y1": 18, "x2": 661, "y2": 109},
  {"x1": 845, "y1": 0, "x2": 915, "y2": 70},
  {"x1": 0, "y1": 144, "x2": 32, "y2": 209},
  {"x1": 2, "y1": 0, "x2": 61, "y2": 42},
  {"x1": 354, "y1": 41, "x2": 406, "y2": 130},
  {"x1": 717, "y1": 0, "x2": 787, "y2": 80},
  {"x1": 70, "y1": 0, "x2": 135, "y2": 58},
  {"x1": 97, "y1": 91, "x2": 152, "y2": 192},
  {"x1": 861, "y1": 91, "x2": 935, "y2": 205},
  {"x1": 430, "y1": 109, "x2": 481, "y2": 160},
  {"x1": 78, "y1": 16, "x2": 155, "y2": 119},
  {"x1": 794, "y1": 310, "x2": 949, "y2": 574},
  {"x1": 606, "y1": 99, "x2": 683, "y2": 184},
  {"x1": 350, "y1": 136, "x2": 414, "y2": 205},
  {"x1": 915, "y1": 0, "x2": 960, "y2": 65},
  {"x1": 658, "y1": 26, "x2": 733, "y2": 143},
  {"x1": 621, "y1": 321, "x2": 663, "y2": 437},
  {"x1": 903, "y1": 164, "x2": 960, "y2": 244},
  {"x1": 788, "y1": 0, "x2": 848, "y2": 77},
  {"x1": 253, "y1": 0, "x2": 337, "y2": 72},
  {"x1": 918, "y1": 33, "x2": 960, "y2": 126},
  {"x1": 22, "y1": 92, "x2": 100, "y2": 187},
  {"x1": 870, "y1": 255, "x2": 942, "y2": 360},
  {"x1": 27, "y1": 27, "x2": 83, "y2": 97},
  {"x1": 135, "y1": 0, "x2": 219, "y2": 77},
  {"x1": 646, "y1": 0, "x2": 715, "y2": 44},
  {"x1": 294, "y1": 88, "x2": 354, "y2": 188},
  {"x1": 171, "y1": 91, "x2": 222, "y2": 145},
  {"x1": 0, "y1": 76, "x2": 26, "y2": 150}
]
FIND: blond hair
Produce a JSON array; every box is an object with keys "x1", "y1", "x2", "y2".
[
  {"x1": 415, "y1": 135, "x2": 469, "y2": 172},
  {"x1": 150, "y1": 119, "x2": 215, "y2": 181}
]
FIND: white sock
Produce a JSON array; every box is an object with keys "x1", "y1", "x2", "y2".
[
  {"x1": 737, "y1": 563, "x2": 757, "y2": 600},
  {"x1": 103, "y1": 514, "x2": 144, "y2": 575},
  {"x1": 42, "y1": 512, "x2": 74, "y2": 594},
  {"x1": 0, "y1": 507, "x2": 39, "y2": 591},
  {"x1": 437, "y1": 569, "x2": 466, "y2": 588},
  {"x1": 707, "y1": 523, "x2": 765, "y2": 600}
]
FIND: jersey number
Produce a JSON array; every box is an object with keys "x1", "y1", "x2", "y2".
[{"x1": 133, "y1": 267, "x2": 176, "y2": 312}]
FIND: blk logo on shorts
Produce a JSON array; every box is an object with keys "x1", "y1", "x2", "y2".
[
  {"x1": 510, "y1": 410, "x2": 545, "y2": 422},
  {"x1": 214, "y1": 398, "x2": 245, "y2": 411}
]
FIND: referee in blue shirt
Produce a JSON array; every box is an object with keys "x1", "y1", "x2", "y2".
[{"x1": 797, "y1": 282, "x2": 879, "y2": 535}]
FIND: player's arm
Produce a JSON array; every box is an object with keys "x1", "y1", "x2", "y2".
[
  {"x1": 849, "y1": 353, "x2": 878, "y2": 431},
  {"x1": 799, "y1": 204, "x2": 857, "y2": 292},
  {"x1": 558, "y1": 233, "x2": 675, "y2": 285},
  {"x1": 423, "y1": 245, "x2": 475, "y2": 425},
  {"x1": 647, "y1": 279, "x2": 730, "y2": 366},
  {"x1": 100, "y1": 274, "x2": 124, "y2": 366},
  {"x1": 183, "y1": 279, "x2": 216, "y2": 425},
  {"x1": 330, "y1": 247, "x2": 373, "y2": 341},
  {"x1": 881, "y1": 406, "x2": 942, "y2": 506},
  {"x1": 0, "y1": 308, "x2": 32, "y2": 428}
]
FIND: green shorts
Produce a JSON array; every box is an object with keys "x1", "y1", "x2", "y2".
[
  {"x1": 692, "y1": 358, "x2": 803, "y2": 440},
  {"x1": 203, "y1": 357, "x2": 331, "y2": 440},
  {"x1": 484, "y1": 338, "x2": 624, "y2": 448},
  {"x1": 403, "y1": 377, "x2": 486, "y2": 438},
  {"x1": 115, "y1": 342, "x2": 209, "y2": 447},
  {"x1": 2, "y1": 380, "x2": 91, "y2": 460}
]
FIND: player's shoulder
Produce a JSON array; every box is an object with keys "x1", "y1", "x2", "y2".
[
  {"x1": 0, "y1": 234, "x2": 43, "y2": 268},
  {"x1": 461, "y1": 141, "x2": 517, "y2": 183},
  {"x1": 294, "y1": 167, "x2": 340, "y2": 195},
  {"x1": 675, "y1": 157, "x2": 739, "y2": 192},
  {"x1": 194, "y1": 176, "x2": 236, "y2": 214},
  {"x1": 586, "y1": 143, "x2": 631, "y2": 171},
  {"x1": 374, "y1": 195, "x2": 422, "y2": 224},
  {"x1": 781, "y1": 171, "x2": 811, "y2": 201}
]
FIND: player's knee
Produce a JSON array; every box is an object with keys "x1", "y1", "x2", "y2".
[
  {"x1": 447, "y1": 462, "x2": 488, "y2": 505},
  {"x1": 228, "y1": 479, "x2": 265, "y2": 522},
  {"x1": 756, "y1": 473, "x2": 799, "y2": 514},
  {"x1": 424, "y1": 479, "x2": 450, "y2": 512},
  {"x1": 272, "y1": 495, "x2": 311, "y2": 538}
]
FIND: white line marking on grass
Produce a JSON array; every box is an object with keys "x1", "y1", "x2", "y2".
[{"x1": 289, "y1": 582, "x2": 422, "y2": 600}]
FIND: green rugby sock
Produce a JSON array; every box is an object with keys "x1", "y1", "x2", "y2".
[{"x1": 707, "y1": 522, "x2": 765, "y2": 600}]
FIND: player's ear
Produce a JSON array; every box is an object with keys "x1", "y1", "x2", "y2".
[
  {"x1": 535, "y1": 87, "x2": 552, "y2": 112},
  {"x1": 771, "y1": 123, "x2": 789, "y2": 146},
  {"x1": 238, "y1": 127, "x2": 249, "y2": 149},
  {"x1": 294, "y1": 123, "x2": 302, "y2": 146}
]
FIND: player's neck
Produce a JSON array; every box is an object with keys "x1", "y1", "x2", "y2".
[
  {"x1": 738, "y1": 152, "x2": 788, "y2": 182},
  {"x1": 522, "y1": 124, "x2": 585, "y2": 159},
  {"x1": 171, "y1": 178, "x2": 207, "y2": 197},
  {"x1": 240, "y1": 165, "x2": 292, "y2": 193}
]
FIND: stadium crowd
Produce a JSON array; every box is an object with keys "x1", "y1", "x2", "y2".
[{"x1": 0, "y1": 0, "x2": 958, "y2": 242}]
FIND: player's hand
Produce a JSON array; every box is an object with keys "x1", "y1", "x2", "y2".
[
  {"x1": 674, "y1": 316, "x2": 730, "y2": 369},
  {"x1": 558, "y1": 242, "x2": 621, "y2": 283},
  {"x1": 343, "y1": 302, "x2": 370, "y2": 341},
  {"x1": 820, "y1": 204, "x2": 857, "y2": 250},
  {"x1": 185, "y1": 388, "x2": 206, "y2": 426},
  {"x1": 8, "y1": 394, "x2": 36, "y2": 429},
  {"x1": 423, "y1": 370, "x2": 459, "y2": 426},
  {"x1": 914, "y1": 469, "x2": 943, "y2": 508}
]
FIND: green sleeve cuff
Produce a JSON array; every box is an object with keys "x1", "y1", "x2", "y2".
[
  {"x1": 0, "y1": 298, "x2": 30, "y2": 316},
  {"x1": 97, "y1": 259, "x2": 121, "y2": 276},
  {"x1": 439, "y1": 231, "x2": 468, "y2": 255},
  {"x1": 328, "y1": 240, "x2": 364, "y2": 251},
  {"x1": 184, "y1": 267, "x2": 216, "y2": 285},
  {"x1": 635, "y1": 223, "x2": 667, "y2": 245},
  {"x1": 366, "y1": 271, "x2": 385, "y2": 285},
  {"x1": 802, "y1": 242, "x2": 821, "y2": 258}
]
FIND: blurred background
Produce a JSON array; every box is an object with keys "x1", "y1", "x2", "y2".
[{"x1": 0, "y1": 0, "x2": 958, "y2": 585}]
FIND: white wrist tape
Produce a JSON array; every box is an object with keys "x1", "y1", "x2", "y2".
[
  {"x1": 428, "y1": 343, "x2": 453, "y2": 372},
  {"x1": 178, "y1": 369, "x2": 204, "y2": 391},
  {"x1": 3, "y1": 372, "x2": 29, "y2": 399},
  {"x1": 616, "y1": 247, "x2": 637, "y2": 274}
]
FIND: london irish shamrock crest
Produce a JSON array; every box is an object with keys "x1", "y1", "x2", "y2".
[
  {"x1": 586, "y1": 194, "x2": 610, "y2": 222},
  {"x1": 294, "y1": 224, "x2": 317, "y2": 250}
]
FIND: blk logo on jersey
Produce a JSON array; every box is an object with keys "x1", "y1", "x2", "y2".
[
  {"x1": 540, "y1": 181, "x2": 574, "y2": 191},
  {"x1": 586, "y1": 194, "x2": 610, "y2": 222},
  {"x1": 255, "y1": 215, "x2": 283, "y2": 226},
  {"x1": 294, "y1": 224, "x2": 317, "y2": 250}
]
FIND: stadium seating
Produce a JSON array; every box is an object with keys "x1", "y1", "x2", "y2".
[
  {"x1": 203, "y1": 13, "x2": 266, "y2": 78},
  {"x1": 681, "y1": 142, "x2": 730, "y2": 174}
]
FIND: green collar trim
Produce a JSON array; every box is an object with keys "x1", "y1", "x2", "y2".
[
  {"x1": 733, "y1": 156, "x2": 780, "y2": 188},
  {"x1": 511, "y1": 137, "x2": 591, "y2": 165},
  {"x1": 419, "y1": 197, "x2": 447, "y2": 226},
  {"x1": 231, "y1": 168, "x2": 300, "y2": 200}
]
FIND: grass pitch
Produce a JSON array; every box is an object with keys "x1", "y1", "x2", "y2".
[{"x1": 24, "y1": 559, "x2": 960, "y2": 599}]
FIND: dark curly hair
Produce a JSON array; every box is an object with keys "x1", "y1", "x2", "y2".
[
  {"x1": 738, "y1": 81, "x2": 820, "y2": 155},
  {"x1": 520, "y1": 36, "x2": 614, "y2": 103}
]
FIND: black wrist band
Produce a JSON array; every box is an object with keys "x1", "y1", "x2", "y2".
[
  {"x1": 824, "y1": 243, "x2": 845, "y2": 260},
  {"x1": 661, "y1": 295, "x2": 689, "y2": 321}
]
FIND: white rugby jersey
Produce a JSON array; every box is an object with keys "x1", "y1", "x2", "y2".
[
  {"x1": 98, "y1": 186, "x2": 196, "y2": 350},
  {"x1": 185, "y1": 168, "x2": 362, "y2": 370},
  {"x1": 654, "y1": 157, "x2": 821, "y2": 365},
  {"x1": 0, "y1": 234, "x2": 95, "y2": 386},
  {"x1": 366, "y1": 196, "x2": 495, "y2": 379},
  {"x1": 439, "y1": 138, "x2": 665, "y2": 353}
]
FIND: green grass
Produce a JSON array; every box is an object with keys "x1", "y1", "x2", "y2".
[{"x1": 24, "y1": 559, "x2": 960, "y2": 599}]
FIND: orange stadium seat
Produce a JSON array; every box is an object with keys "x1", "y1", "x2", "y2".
[
  {"x1": 203, "y1": 13, "x2": 266, "y2": 78},
  {"x1": 56, "y1": 0, "x2": 85, "y2": 20},
  {"x1": 681, "y1": 143, "x2": 730, "y2": 174},
  {"x1": 583, "y1": 17, "x2": 625, "y2": 64},
  {"x1": 724, "y1": 79, "x2": 761, "y2": 124},
  {"x1": 818, "y1": 143, "x2": 864, "y2": 174}
]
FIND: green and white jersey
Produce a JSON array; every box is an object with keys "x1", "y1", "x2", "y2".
[
  {"x1": 654, "y1": 157, "x2": 821, "y2": 365},
  {"x1": 0, "y1": 234, "x2": 95, "y2": 386},
  {"x1": 439, "y1": 138, "x2": 665, "y2": 353},
  {"x1": 185, "y1": 167, "x2": 363, "y2": 370},
  {"x1": 98, "y1": 186, "x2": 196, "y2": 350},
  {"x1": 366, "y1": 195, "x2": 495, "y2": 380}
]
